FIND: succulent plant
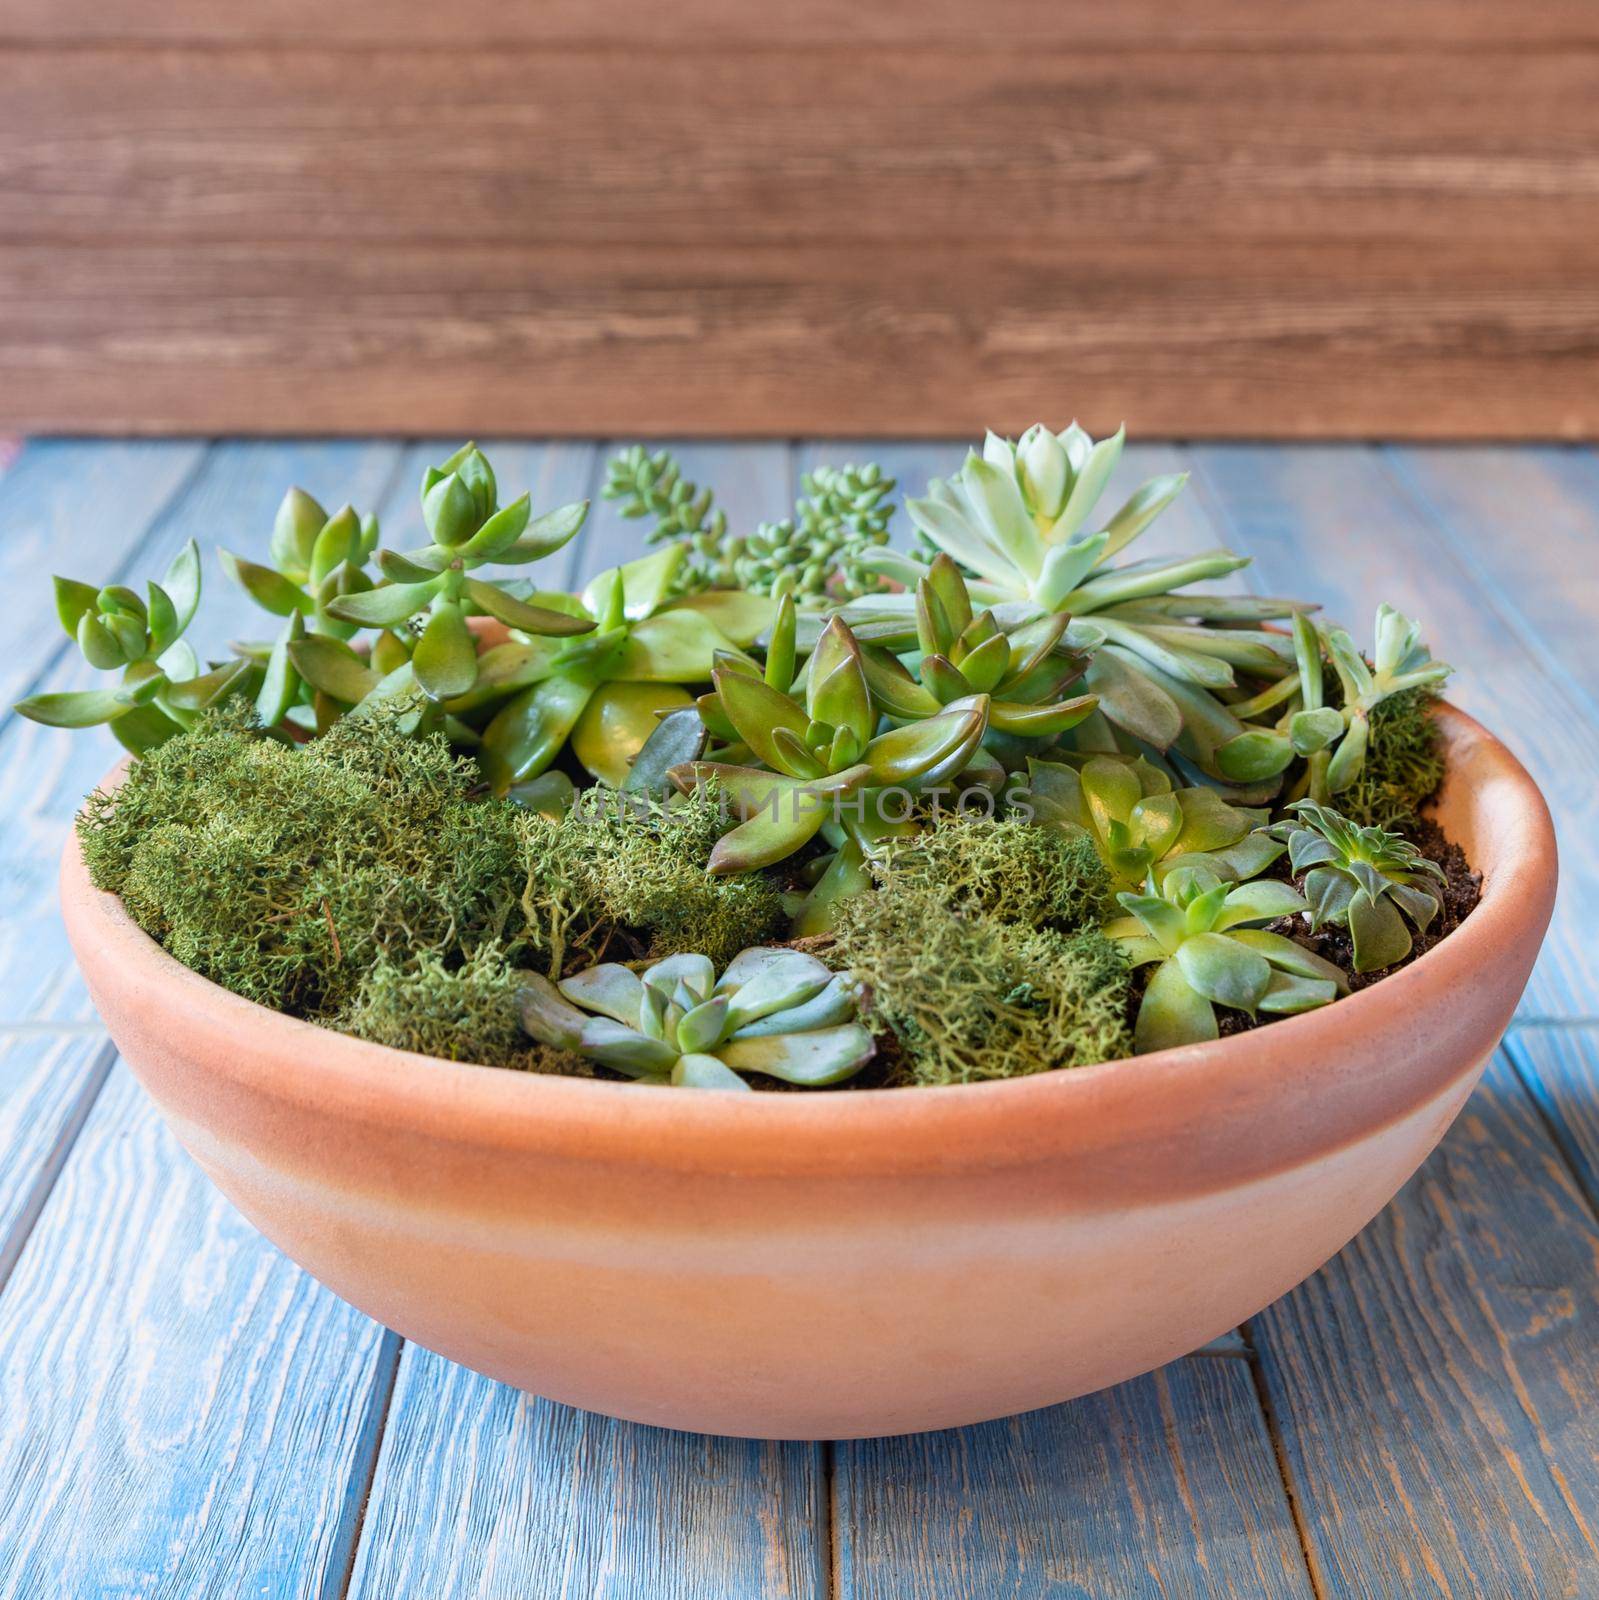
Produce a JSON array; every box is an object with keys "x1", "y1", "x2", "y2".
[
  {"x1": 734, "y1": 464, "x2": 896, "y2": 601},
  {"x1": 603, "y1": 446, "x2": 733, "y2": 593},
  {"x1": 1318, "y1": 604, "x2": 1452, "y2": 800},
  {"x1": 673, "y1": 606, "x2": 990, "y2": 921},
  {"x1": 843, "y1": 424, "x2": 1308, "y2": 781},
  {"x1": 315, "y1": 444, "x2": 597, "y2": 704},
  {"x1": 14, "y1": 541, "x2": 249, "y2": 753},
  {"x1": 1268, "y1": 800, "x2": 1445, "y2": 972},
  {"x1": 472, "y1": 542, "x2": 774, "y2": 791},
  {"x1": 1106, "y1": 862, "x2": 1347, "y2": 1052},
  {"x1": 1024, "y1": 751, "x2": 1281, "y2": 890},
  {"x1": 520, "y1": 946, "x2": 874, "y2": 1089},
  {"x1": 852, "y1": 553, "x2": 1098, "y2": 764}
]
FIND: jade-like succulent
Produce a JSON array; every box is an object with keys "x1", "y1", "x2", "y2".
[
  {"x1": 603, "y1": 446, "x2": 732, "y2": 593},
  {"x1": 673, "y1": 607, "x2": 989, "y2": 896},
  {"x1": 844, "y1": 424, "x2": 1307, "y2": 781},
  {"x1": 1025, "y1": 752, "x2": 1281, "y2": 890},
  {"x1": 471, "y1": 542, "x2": 774, "y2": 791},
  {"x1": 853, "y1": 553, "x2": 1098, "y2": 761},
  {"x1": 319, "y1": 444, "x2": 597, "y2": 703},
  {"x1": 1268, "y1": 800, "x2": 1445, "y2": 971},
  {"x1": 14, "y1": 541, "x2": 242, "y2": 753},
  {"x1": 1318, "y1": 604, "x2": 1452, "y2": 799},
  {"x1": 1106, "y1": 863, "x2": 1347, "y2": 1052},
  {"x1": 734, "y1": 464, "x2": 896, "y2": 601},
  {"x1": 520, "y1": 947, "x2": 874, "y2": 1089}
]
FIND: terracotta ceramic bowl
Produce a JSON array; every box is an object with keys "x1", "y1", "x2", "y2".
[{"x1": 61, "y1": 705, "x2": 1555, "y2": 1439}]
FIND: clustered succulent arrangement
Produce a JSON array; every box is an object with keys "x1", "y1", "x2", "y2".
[{"x1": 24, "y1": 427, "x2": 1474, "y2": 1090}]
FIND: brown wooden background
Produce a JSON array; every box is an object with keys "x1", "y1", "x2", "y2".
[{"x1": 2, "y1": 1, "x2": 1598, "y2": 438}]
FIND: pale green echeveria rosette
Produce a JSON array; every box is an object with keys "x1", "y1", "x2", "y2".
[
  {"x1": 519, "y1": 947, "x2": 875, "y2": 1090},
  {"x1": 840, "y1": 423, "x2": 1311, "y2": 790},
  {"x1": 1268, "y1": 799, "x2": 1445, "y2": 972},
  {"x1": 673, "y1": 606, "x2": 991, "y2": 932},
  {"x1": 1106, "y1": 861, "x2": 1347, "y2": 1053},
  {"x1": 470, "y1": 540, "x2": 775, "y2": 794},
  {"x1": 1025, "y1": 750, "x2": 1283, "y2": 891},
  {"x1": 15, "y1": 539, "x2": 225, "y2": 755}
]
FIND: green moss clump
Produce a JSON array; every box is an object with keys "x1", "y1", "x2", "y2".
[
  {"x1": 1341, "y1": 688, "x2": 1445, "y2": 832},
  {"x1": 875, "y1": 814, "x2": 1115, "y2": 929},
  {"x1": 829, "y1": 815, "x2": 1131, "y2": 1085},
  {"x1": 338, "y1": 944, "x2": 586, "y2": 1074}
]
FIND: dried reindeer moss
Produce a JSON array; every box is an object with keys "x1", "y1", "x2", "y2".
[
  {"x1": 77, "y1": 709, "x2": 784, "y2": 1059},
  {"x1": 829, "y1": 816, "x2": 1131, "y2": 1086},
  {"x1": 1340, "y1": 688, "x2": 1446, "y2": 833}
]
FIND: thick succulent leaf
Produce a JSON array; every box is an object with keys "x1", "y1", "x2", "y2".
[
  {"x1": 1085, "y1": 648, "x2": 1183, "y2": 748},
  {"x1": 665, "y1": 589, "x2": 776, "y2": 649},
  {"x1": 507, "y1": 769, "x2": 576, "y2": 818},
  {"x1": 672, "y1": 1054, "x2": 753, "y2": 1091},
  {"x1": 1303, "y1": 865, "x2": 1358, "y2": 929},
  {"x1": 1094, "y1": 618, "x2": 1235, "y2": 690},
  {"x1": 256, "y1": 613, "x2": 306, "y2": 727},
  {"x1": 1098, "y1": 471, "x2": 1187, "y2": 561},
  {"x1": 1130, "y1": 790, "x2": 1183, "y2": 858},
  {"x1": 1390, "y1": 880, "x2": 1442, "y2": 932},
  {"x1": 496, "y1": 500, "x2": 589, "y2": 564},
  {"x1": 1175, "y1": 932, "x2": 1271, "y2": 1014},
  {"x1": 465, "y1": 577, "x2": 595, "y2": 636},
  {"x1": 578, "y1": 1016, "x2": 680, "y2": 1074},
  {"x1": 480, "y1": 674, "x2": 598, "y2": 791},
  {"x1": 1023, "y1": 758, "x2": 1088, "y2": 831},
  {"x1": 583, "y1": 545, "x2": 683, "y2": 623},
  {"x1": 672, "y1": 998, "x2": 729, "y2": 1056},
  {"x1": 962, "y1": 453, "x2": 1045, "y2": 580},
  {"x1": 988, "y1": 695, "x2": 1098, "y2": 737},
  {"x1": 1115, "y1": 890, "x2": 1186, "y2": 952},
  {"x1": 1072, "y1": 549, "x2": 1251, "y2": 614},
  {"x1": 713, "y1": 670, "x2": 812, "y2": 777},
  {"x1": 903, "y1": 491, "x2": 1020, "y2": 592},
  {"x1": 1034, "y1": 532, "x2": 1109, "y2": 612},
  {"x1": 955, "y1": 631, "x2": 1011, "y2": 695},
  {"x1": 1216, "y1": 729, "x2": 1295, "y2": 783},
  {"x1": 1259, "y1": 971, "x2": 1338, "y2": 1015},
  {"x1": 1167, "y1": 787, "x2": 1250, "y2": 855},
  {"x1": 143, "y1": 582, "x2": 179, "y2": 659},
  {"x1": 1051, "y1": 425, "x2": 1125, "y2": 542},
  {"x1": 1290, "y1": 706, "x2": 1344, "y2": 755},
  {"x1": 14, "y1": 686, "x2": 137, "y2": 728},
  {"x1": 773, "y1": 726, "x2": 828, "y2": 780},
  {"x1": 326, "y1": 578, "x2": 441, "y2": 628},
  {"x1": 1227, "y1": 929, "x2": 1349, "y2": 990},
  {"x1": 860, "y1": 644, "x2": 942, "y2": 718},
  {"x1": 459, "y1": 493, "x2": 532, "y2": 560},
  {"x1": 220, "y1": 550, "x2": 307, "y2": 618},
  {"x1": 571, "y1": 681, "x2": 694, "y2": 787},
  {"x1": 645, "y1": 953, "x2": 716, "y2": 1003},
  {"x1": 1347, "y1": 888, "x2": 1413, "y2": 973},
  {"x1": 1288, "y1": 832, "x2": 1341, "y2": 872},
  {"x1": 1134, "y1": 960, "x2": 1218, "y2": 1053},
  {"x1": 413, "y1": 601, "x2": 479, "y2": 700},
  {"x1": 716, "y1": 1023, "x2": 875, "y2": 1087},
  {"x1": 288, "y1": 635, "x2": 380, "y2": 704},
  {"x1": 731, "y1": 972, "x2": 857, "y2": 1036},
  {"x1": 559, "y1": 963, "x2": 647, "y2": 1026},
  {"x1": 789, "y1": 840, "x2": 872, "y2": 937},
  {"x1": 861, "y1": 702, "x2": 983, "y2": 786},
  {"x1": 1215, "y1": 879, "x2": 1307, "y2": 929},
  {"x1": 724, "y1": 950, "x2": 833, "y2": 1030},
  {"x1": 52, "y1": 577, "x2": 102, "y2": 640},
  {"x1": 611, "y1": 610, "x2": 739, "y2": 683},
  {"x1": 1202, "y1": 830, "x2": 1286, "y2": 883},
  {"x1": 1135, "y1": 623, "x2": 1293, "y2": 675},
  {"x1": 108, "y1": 702, "x2": 184, "y2": 754},
  {"x1": 700, "y1": 777, "x2": 847, "y2": 875},
  {"x1": 519, "y1": 972, "x2": 591, "y2": 1049},
  {"x1": 1080, "y1": 756, "x2": 1142, "y2": 840}
]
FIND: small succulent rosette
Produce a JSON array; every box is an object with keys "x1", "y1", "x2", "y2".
[{"x1": 520, "y1": 947, "x2": 874, "y2": 1090}]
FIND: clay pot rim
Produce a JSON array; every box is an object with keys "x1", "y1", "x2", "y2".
[{"x1": 61, "y1": 702, "x2": 1555, "y2": 1177}]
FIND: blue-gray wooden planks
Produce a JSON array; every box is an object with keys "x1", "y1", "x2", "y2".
[{"x1": 0, "y1": 437, "x2": 1597, "y2": 1600}]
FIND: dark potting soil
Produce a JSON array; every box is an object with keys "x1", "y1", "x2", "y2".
[{"x1": 1125, "y1": 815, "x2": 1482, "y2": 1039}]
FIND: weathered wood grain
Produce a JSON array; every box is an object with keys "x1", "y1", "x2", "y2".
[
  {"x1": 1385, "y1": 444, "x2": 1599, "y2": 717},
  {"x1": 1506, "y1": 1027, "x2": 1599, "y2": 1216},
  {"x1": 835, "y1": 1355, "x2": 1313, "y2": 1599},
  {"x1": 2, "y1": 38, "x2": 1596, "y2": 437},
  {"x1": 1248, "y1": 1048, "x2": 1599, "y2": 1597},
  {"x1": 0, "y1": 1062, "x2": 396, "y2": 1600},
  {"x1": 1191, "y1": 443, "x2": 1599, "y2": 1020},
  {"x1": 0, "y1": 440, "x2": 205, "y2": 715},
  {"x1": 0, "y1": 1032, "x2": 111, "y2": 1291},
  {"x1": 345, "y1": 1348, "x2": 825, "y2": 1600},
  {"x1": 0, "y1": 440, "x2": 402, "y2": 1024},
  {"x1": 10, "y1": 0, "x2": 1599, "y2": 48}
]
